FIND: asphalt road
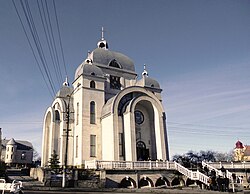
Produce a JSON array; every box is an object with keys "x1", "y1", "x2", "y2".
[{"x1": 24, "y1": 192, "x2": 131, "y2": 194}]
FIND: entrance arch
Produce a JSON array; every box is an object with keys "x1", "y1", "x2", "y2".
[{"x1": 136, "y1": 141, "x2": 149, "y2": 161}]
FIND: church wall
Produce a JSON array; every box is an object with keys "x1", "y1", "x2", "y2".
[
  {"x1": 73, "y1": 86, "x2": 83, "y2": 167},
  {"x1": 153, "y1": 105, "x2": 163, "y2": 160},
  {"x1": 123, "y1": 111, "x2": 136, "y2": 161},
  {"x1": 101, "y1": 115, "x2": 115, "y2": 160},
  {"x1": 74, "y1": 76, "x2": 105, "y2": 162},
  {"x1": 42, "y1": 110, "x2": 52, "y2": 167}
]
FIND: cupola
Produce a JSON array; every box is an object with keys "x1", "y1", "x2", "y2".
[
  {"x1": 235, "y1": 140, "x2": 244, "y2": 149},
  {"x1": 97, "y1": 27, "x2": 108, "y2": 50}
]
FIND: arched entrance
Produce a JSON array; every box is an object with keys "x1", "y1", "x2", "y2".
[
  {"x1": 134, "y1": 100, "x2": 157, "y2": 161},
  {"x1": 136, "y1": 141, "x2": 149, "y2": 161}
]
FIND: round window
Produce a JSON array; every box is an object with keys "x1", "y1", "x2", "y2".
[{"x1": 134, "y1": 110, "x2": 144, "y2": 125}]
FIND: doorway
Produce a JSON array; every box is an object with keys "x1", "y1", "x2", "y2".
[{"x1": 136, "y1": 141, "x2": 149, "y2": 161}]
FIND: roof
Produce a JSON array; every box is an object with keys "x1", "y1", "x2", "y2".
[
  {"x1": 2, "y1": 139, "x2": 33, "y2": 151},
  {"x1": 7, "y1": 138, "x2": 16, "y2": 145},
  {"x1": 91, "y1": 48, "x2": 135, "y2": 72},
  {"x1": 136, "y1": 76, "x2": 161, "y2": 89},
  {"x1": 56, "y1": 85, "x2": 73, "y2": 98},
  {"x1": 75, "y1": 61, "x2": 104, "y2": 80},
  {"x1": 244, "y1": 146, "x2": 250, "y2": 156},
  {"x1": 235, "y1": 140, "x2": 244, "y2": 149}
]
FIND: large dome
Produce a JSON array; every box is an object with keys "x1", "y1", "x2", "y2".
[{"x1": 90, "y1": 48, "x2": 135, "y2": 72}]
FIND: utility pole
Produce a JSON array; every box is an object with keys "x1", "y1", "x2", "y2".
[{"x1": 62, "y1": 83, "x2": 80, "y2": 188}]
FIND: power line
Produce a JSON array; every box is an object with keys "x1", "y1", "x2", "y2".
[
  {"x1": 12, "y1": 0, "x2": 54, "y2": 98},
  {"x1": 53, "y1": 0, "x2": 67, "y2": 77},
  {"x1": 37, "y1": 0, "x2": 62, "y2": 86},
  {"x1": 44, "y1": 0, "x2": 63, "y2": 82},
  {"x1": 12, "y1": 0, "x2": 68, "y2": 96},
  {"x1": 168, "y1": 121, "x2": 249, "y2": 130},
  {"x1": 21, "y1": 0, "x2": 57, "y2": 94}
]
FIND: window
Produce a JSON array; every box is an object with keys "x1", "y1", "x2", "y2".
[
  {"x1": 6, "y1": 155, "x2": 8, "y2": 159},
  {"x1": 7, "y1": 147, "x2": 9, "y2": 152},
  {"x1": 76, "y1": 102, "x2": 79, "y2": 125},
  {"x1": 110, "y1": 75, "x2": 121, "y2": 90},
  {"x1": 11, "y1": 147, "x2": 14, "y2": 152},
  {"x1": 76, "y1": 136, "x2": 78, "y2": 158},
  {"x1": 119, "y1": 133, "x2": 124, "y2": 157},
  {"x1": 90, "y1": 101, "x2": 96, "y2": 124},
  {"x1": 11, "y1": 154, "x2": 13, "y2": 159},
  {"x1": 90, "y1": 135, "x2": 96, "y2": 157},
  {"x1": 55, "y1": 110, "x2": 60, "y2": 121},
  {"x1": 109, "y1": 59, "x2": 121, "y2": 68},
  {"x1": 90, "y1": 81, "x2": 96, "y2": 88},
  {"x1": 21, "y1": 152, "x2": 26, "y2": 160}
]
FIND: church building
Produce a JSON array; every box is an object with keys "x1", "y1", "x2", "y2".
[{"x1": 41, "y1": 32, "x2": 169, "y2": 168}]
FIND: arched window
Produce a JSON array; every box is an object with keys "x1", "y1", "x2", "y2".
[
  {"x1": 55, "y1": 110, "x2": 60, "y2": 121},
  {"x1": 90, "y1": 81, "x2": 96, "y2": 88},
  {"x1": 90, "y1": 101, "x2": 96, "y2": 124},
  {"x1": 109, "y1": 59, "x2": 122, "y2": 69}
]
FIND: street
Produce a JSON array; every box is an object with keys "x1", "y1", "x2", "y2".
[{"x1": 24, "y1": 192, "x2": 135, "y2": 194}]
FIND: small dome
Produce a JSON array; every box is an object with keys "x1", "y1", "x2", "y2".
[
  {"x1": 56, "y1": 85, "x2": 73, "y2": 98},
  {"x1": 75, "y1": 62, "x2": 104, "y2": 80},
  {"x1": 136, "y1": 76, "x2": 160, "y2": 89},
  {"x1": 235, "y1": 140, "x2": 244, "y2": 149},
  {"x1": 7, "y1": 138, "x2": 16, "y2": 145},
  {"x1": 91, "y1": 48, "x2": 135, "y2": 72},
  {"x1": 144, "y1": 76, "x2": 160, "y2": 88}
]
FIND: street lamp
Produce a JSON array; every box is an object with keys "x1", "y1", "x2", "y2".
[{"x1": 62, "y1": 83, "x2": 81, "y2": 188}]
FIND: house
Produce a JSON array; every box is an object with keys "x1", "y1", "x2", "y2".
[
  {"x1": 234, "y1": 140, "x2": 250, "y2": 162},
  {"x1": 1, "y1": 138, "x2": 33, "y2": 167}
]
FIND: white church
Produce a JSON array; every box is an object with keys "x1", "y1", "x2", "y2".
[{"x1": 41, "y1": 32, "x2": 169, "y2": 168}]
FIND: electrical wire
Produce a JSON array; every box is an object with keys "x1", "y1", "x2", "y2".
[
  {"x1": 53, "y1": 0, "x2": 67, "y2": 77},
  {"x1": 37, "y1": 0, "x2": 61, "y2": 86},
  {"x1": 12, "y1": 0, "x2": 68, "y2": 96},
  {"x1": 12, "y1": 0, "x2": 54, "y2": 98},
  {"x1": 21, "y1": 0, "x2": 57, "y2": 94}
]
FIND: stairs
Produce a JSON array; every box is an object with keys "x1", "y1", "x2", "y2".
[
  {"x1": 174, "y1": 162, "x2": 210, "y2": 186},
  {"x1": 202, "y1": 161, "x2": 235, "y2": 192}
]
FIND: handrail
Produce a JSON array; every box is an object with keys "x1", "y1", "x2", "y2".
[
  {"x1": 174, "y1": 162, "x2": 209, "y2": 186},
  {"x1": 202, "y1": 161, "x2": 223, "y2": 176},
  {"x1": 84, "y1": 160, "x2": 209, "y2": 186},
  {"x1": 84, "y1": 160, "x2": 173, "y2": 170},
  {"x1": 202, "y1": 161, "x2": 234, "y2": 192}
]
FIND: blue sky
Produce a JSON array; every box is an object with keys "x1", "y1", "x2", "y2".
[{"x1": 0, "y1": 0, "x2": 250, "y2": 158}]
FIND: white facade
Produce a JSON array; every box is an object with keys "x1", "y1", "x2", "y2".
[{"x1": 42, "y1": 35, "x2": 169, "y2": 168}]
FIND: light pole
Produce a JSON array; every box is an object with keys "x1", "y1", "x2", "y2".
[{"x1": 62, "y1": 83, "x2": 80, "y2": 188}]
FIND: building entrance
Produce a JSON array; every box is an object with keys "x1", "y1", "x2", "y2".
[{"x1": 136, "y1": 141, "x2": 149, "y2": 161}]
